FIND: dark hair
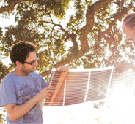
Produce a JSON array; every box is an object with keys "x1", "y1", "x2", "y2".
[
  {"x1": 10, "y1": 41, "x2": 36, "y2": 65},
  {"x1": 123, "y1": 13, "x2": 135, "y2": 29}
]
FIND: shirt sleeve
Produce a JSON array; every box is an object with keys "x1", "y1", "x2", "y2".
[
  {"x1": 42, "y1": 78, "x2": 48, "y2": 89},
  {"x1": 0, "y1": 79, "x2": 17, "y2": 106},
  {"x1": 39, "y1": 75, "x2": 48, "y2": 89},
  {"x1": 0, "y1": 84, "x2": 2, "y2": 107}
]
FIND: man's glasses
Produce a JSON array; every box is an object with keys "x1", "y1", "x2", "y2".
[{"x1": 23, "y1": 59, "x2": 37, "y2": 65}]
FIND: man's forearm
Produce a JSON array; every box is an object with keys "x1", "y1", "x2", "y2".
[
  {"x1": 6, "y1": 86, "x2": 51, "y2": 121},
  {"x1": 115, "y1": 62, "x2": 135, "y2": 72},
  {"x1": 126, "y1": 63, "x2": 135, "y2": 70},
  {"x1": 9, "y1": 95, "x2": 39, "y2": 121}
]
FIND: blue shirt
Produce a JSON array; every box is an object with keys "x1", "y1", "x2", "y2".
[{"x1": 0, "y1": 72, "x2": 48, "y2": 124}]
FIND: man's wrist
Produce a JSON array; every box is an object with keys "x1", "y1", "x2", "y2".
[{"x1": 33, "y1": 94, "x2": 40, "y2": 103}]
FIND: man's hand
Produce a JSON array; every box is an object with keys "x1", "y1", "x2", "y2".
[
  {"x1": 36, "y1": 85, "x2": 53, "y2": 102},
  {"x1": 58, "y1": 66, "x2": 70, "y2": 72},
  {"x1": 115, "y1": 63, "x2": 135, "y2": 73},
  {"x1": 4, "y1": 85, "x2": 53, "y2": 121}
]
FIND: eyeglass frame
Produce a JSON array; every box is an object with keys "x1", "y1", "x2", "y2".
[{"x1": 22, "y1": 59, "x2": 37, "y2": 65}]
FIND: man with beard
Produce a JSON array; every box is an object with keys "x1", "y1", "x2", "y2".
[
  {"x1": 115, "y1": 13, "x2": 135, "y2": 72},
  {"x1": 0, "y1": 41, "x2": 69, "y2": 124}
]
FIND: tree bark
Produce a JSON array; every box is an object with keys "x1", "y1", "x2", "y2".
[{"x1": 40, "y1": 0, "x2": 115, "y2": 77}]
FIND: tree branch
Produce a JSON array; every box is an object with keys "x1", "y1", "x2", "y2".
[
  {"x1": 40, "y1": 0, "x2": 115, "y2": 77},
  {"x1": 0, "y1": 0, "x2": 36, "y2": 13},
  {"x1": 99, "y1": 6, "x2": 131, "y2": 40},
  {"x1": 79, "y1": 0, "x2": 114, "y2": 53},
  {"x1": 40, "y1": 48, "x2": 87, "y2": 77}
]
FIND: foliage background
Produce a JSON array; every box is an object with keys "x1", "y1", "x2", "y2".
[{"x1": 0, "y1": 0, "x2": 135, "y2": 123}]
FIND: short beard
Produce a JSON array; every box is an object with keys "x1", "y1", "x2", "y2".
[{"x1": 21, "y1": 69, "x2": 30, "y2": 76}]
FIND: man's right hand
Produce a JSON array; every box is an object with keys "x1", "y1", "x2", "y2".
[{"x1": 4, "y1": 85, "x2": 54, "y2": 121}]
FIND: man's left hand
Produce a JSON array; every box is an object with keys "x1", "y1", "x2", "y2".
[{"x1": 58, "y1": 66, "x2": 69, "y2": 72}]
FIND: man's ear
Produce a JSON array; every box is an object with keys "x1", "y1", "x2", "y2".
[
  {"x1": 134, "y1": 26, "x2": 135, "y2": 31},
  {"x1": 15, "y1": 61, "x2": 22, "y2": 67}
]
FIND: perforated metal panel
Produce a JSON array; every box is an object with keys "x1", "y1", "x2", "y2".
[{"x1": 44, "y1": 67, "x2": 114, "y2": 106}]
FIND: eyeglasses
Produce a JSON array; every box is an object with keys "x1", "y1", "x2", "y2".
[{"x1": 23, "y1": 59, "x2": 37, "y2": 65}]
